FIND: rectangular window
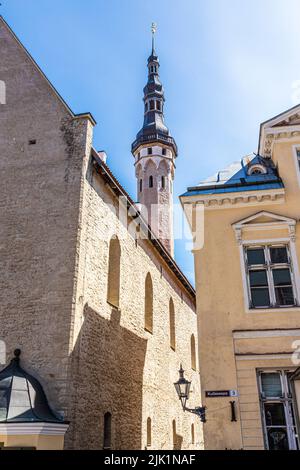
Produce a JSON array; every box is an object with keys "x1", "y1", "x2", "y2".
[
  {"x1": 148, "y1": 147, "x2": 152, "y2": 155},
  {"x1": 245, "y1": 245, "x2": 296, "y2": 309},
  {"x1": 297, "y1": 150, "x2": 300, "y2": 171},
  {"x1": 258, "y1": 370, "x2": 299, "y2": 450}
]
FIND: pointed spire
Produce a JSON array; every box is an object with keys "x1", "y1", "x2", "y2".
[
  {"x1": 151, "y1": 22, "x2": 157, "y2": 56},
  {"x1": 131, "y1": 24, "x2": 177, "y2": 156}
]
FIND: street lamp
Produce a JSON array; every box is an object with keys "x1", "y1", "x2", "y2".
[{"x1": 174, "y1": 365, "x2": 206, "y2": 423}]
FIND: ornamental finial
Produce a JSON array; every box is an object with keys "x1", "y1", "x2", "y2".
[{"x1": 151, "y1": 22, "x2": 157, "y2": 54}]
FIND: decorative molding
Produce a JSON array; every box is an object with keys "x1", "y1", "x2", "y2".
[
  {"x1": 181, "y1": 189, "x2": 285, "y2": 210},
  {"x1": 233, "y1": 329, "x2": 300, "y2": 339},
  {"x1": 235, "y1": 353, "x2": 293, "y2": 361},
  {"x1": 232, "y1": 211, "x2": 297, "y2": 243},
  {"x1": 0, "y1": 423, "x2": 69, "y2": 436}
]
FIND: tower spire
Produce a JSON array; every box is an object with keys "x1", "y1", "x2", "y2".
[{"x1": 131, "y1": 29, "x2": 178, "y2": 256}]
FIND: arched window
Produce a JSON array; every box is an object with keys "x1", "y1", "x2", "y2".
[
  {"x1": 169, "y1": 298, "x2": 175, "y2": 350},
  {"x1": 145, "y1": 102, "x2": 148, "y2": 112},
  {"x1": 139, "y1": 179, "x2": 143, "y2": 193},
  {"x1": 150, "y1": 100, "x2": 155, "y2": 110},
  {"x1": 103, "y1": 412, "x2": 112, "y2": 449},
  {"x1": 147, "y1": 417, "x2": 152, "y2": 447},
  {"x1": 107, "y1": 237, "x2": 121, "y2": 308},
  {"x1": 161, "y1": 176, "x2": 166, "y2": 189},
  {"x1": 191, "y1": 423, "x2": 195, "y2": 445},
  {"x1": 149, "y1": 175, "x2": 153, "y2": 188},
  {"x1": 191, "y1": 334, "x2": 196, "y2": 370},
  {"x1": 162, "y1": 148, "x2": 166, "y2": 156},
  {"x1": 156, "y1": 100, "x2": 161, "y2": 111},
  {"x1": 145, "y1": 273, "x2": 153, "y2": 333}
]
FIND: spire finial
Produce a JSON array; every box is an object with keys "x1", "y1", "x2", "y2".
[{"x1": 151, "y1": 22, "x2": 157, "y2": 54}]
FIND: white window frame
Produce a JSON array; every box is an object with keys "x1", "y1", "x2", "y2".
[
  {"x1": 233, "y1": 212, "x2": 300, "y2": 313},
  {"x1": 244, "y1": 243, "x2": 297, "y2": 310},
  {"x1": 292, "y1": 145, "x2": 300, "y2": 187},
  {"x1": 238, "y1": 237, "x2": 300, "y2": 313},
  {"x1": 257, "y1": 369, "x2": 299, "y2": 450}
]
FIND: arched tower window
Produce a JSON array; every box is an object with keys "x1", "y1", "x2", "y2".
[
  {"x1": 161, "y1": 176, "x2": 166, "y2": 189},
  {"x1": 107, "y1": 237, "x2": 121, "y2": 308},
  {"x1": 156, "y1": 100, "x2": 161, "y2": 111},
  {"x1": 150, "y1": 100, "x2": 155, "y2": 110},
  {"x1": 103, "y1": 412, "x2": 112, "y2": 449},
  {"x1": 139, "y1": 179, "x2": 143, "y2": 193},
  {"x1": 147, "y1": 417, "x2": 152, "y2": 447},
  {"x1": 149, "y1": 175, "x2": 153, "y2": 188},
  {"x1": 191, "y1": 334, "x2": 196, "y2": 371},
  {"x1": 145, "y1": 273, "x2": 153, "y2": 333},
  {"x1": 169, "y1": 298, "x2": 175, "y2": 350}
]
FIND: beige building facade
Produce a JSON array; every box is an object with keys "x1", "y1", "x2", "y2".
[
  {"x1": 181, "y1": 105, "x2": 300, "y2": 450},
  {"x1": 0, "y1": 17, "x2": 202, "y2": 450}
]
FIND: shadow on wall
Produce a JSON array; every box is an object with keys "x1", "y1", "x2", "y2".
[{"x1": 66, "y1": 304, "x2": 147, "y2": 450}]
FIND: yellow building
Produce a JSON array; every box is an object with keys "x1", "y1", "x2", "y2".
[{"x1": 181, "y1": 104, "x2": 300, "y2": 450}]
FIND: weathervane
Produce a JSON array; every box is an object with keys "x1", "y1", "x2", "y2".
[{"x1": 151, "y1": 22, "x2": 157, "y2": 53}]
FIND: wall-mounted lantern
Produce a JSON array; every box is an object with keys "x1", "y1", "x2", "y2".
[{"x1": 174, "y1": 365, "x2": 206, "y2": 423}]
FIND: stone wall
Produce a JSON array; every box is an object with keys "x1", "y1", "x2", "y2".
[
  {"x1": 0, "y1": 18, "x2": 92, "y2": 417},
  {"x1": 66, "y1": 165, "x2": 202, "y2": 449}
]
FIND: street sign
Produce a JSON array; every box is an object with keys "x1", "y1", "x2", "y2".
[{"x1": 205, "y1": 390, "x2": 238, "y2": 398}]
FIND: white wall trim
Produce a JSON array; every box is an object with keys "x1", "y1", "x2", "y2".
[
  {"x1": 233, "y1": 329, "x2": 300, "y2": 339},
  {"x1": 181, "y1": 189, "x2": 285, "y2": 211},
  {"x1": 236, "y1": 354, "x2": 292, "y2": 361},
  {"x1": 0, "y1": 423, "x2": 69, "y2": 436}
]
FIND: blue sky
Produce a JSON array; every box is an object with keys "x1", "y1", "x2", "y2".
[{"x1": 3, "y1": 0, "x2": 300, "y2": 284}]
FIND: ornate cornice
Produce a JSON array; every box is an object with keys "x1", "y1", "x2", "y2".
[{"x1": 182, "y1": 188, "x2": 285, "y2": 210}]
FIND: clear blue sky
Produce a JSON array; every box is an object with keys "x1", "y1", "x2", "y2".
[{"x1": 3, "y1": 0, "x2": 300, "y2": 284}]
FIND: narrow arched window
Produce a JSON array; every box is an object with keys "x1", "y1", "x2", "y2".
[
  {"x1": 169, "y1": 298, "x2": 175, "y2": 350},
  {"x1": 191, "y1": 334, "x2": 196, "y2": 370},
  {"x1": 145, "y1": 273, "x2": 153, "y2": 333},
  {"x1": 147, "y1": 417, "x2": 152, "y2": 447},
  {"x1": 161, "y1": 176, "x2": 166, "y2": 189},
  {"x1": 145, "y1": 102, "x2": 148, "y2": 112},
  {"x1": 150, "y1": 100, "x2": 155, "y2": 110},
  {"x1": 156, "y1": 100, "x2": 161, "y2": 111},
  {"x1": 191, "y1": 423, "x2": 195, "y2": 445},
  {"x1": 107, "y1": 237, "x2": 121, "y2": 308},
  {"x1": 103, "y1": 412, "x2": 112, "y2": 449},
  {"x1": 149, "y1": 176, "x2": 153, "y2": 188},
  {"x1": 139, "y1": 179, "x2": 143, "y2": 192}
]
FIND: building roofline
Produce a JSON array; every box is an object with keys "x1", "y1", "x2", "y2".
[
  {"x1": 186, "y1": 178, "x2": 283, "y2": 193},
  {"x1": 0, "y1": 15, "x2": 75, "y2": 118},
  {"x1": 91, "y1": 149, "x2": 196, "y2": 301},
  {"x1": 258, "y1": 102, "x2": 300, "y2": 155}
]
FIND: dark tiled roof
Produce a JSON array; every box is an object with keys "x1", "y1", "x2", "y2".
[
  {"x1": 0, "y1": 350, "x2": 66, "y2": 423},
  {"x1": 182, "y1": 155, "x2": 284, "y2": 197}
]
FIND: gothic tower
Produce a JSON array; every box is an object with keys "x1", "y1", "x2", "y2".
[{"x1": 132, "y1": 25, "x2": 177, "y2": 256}]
